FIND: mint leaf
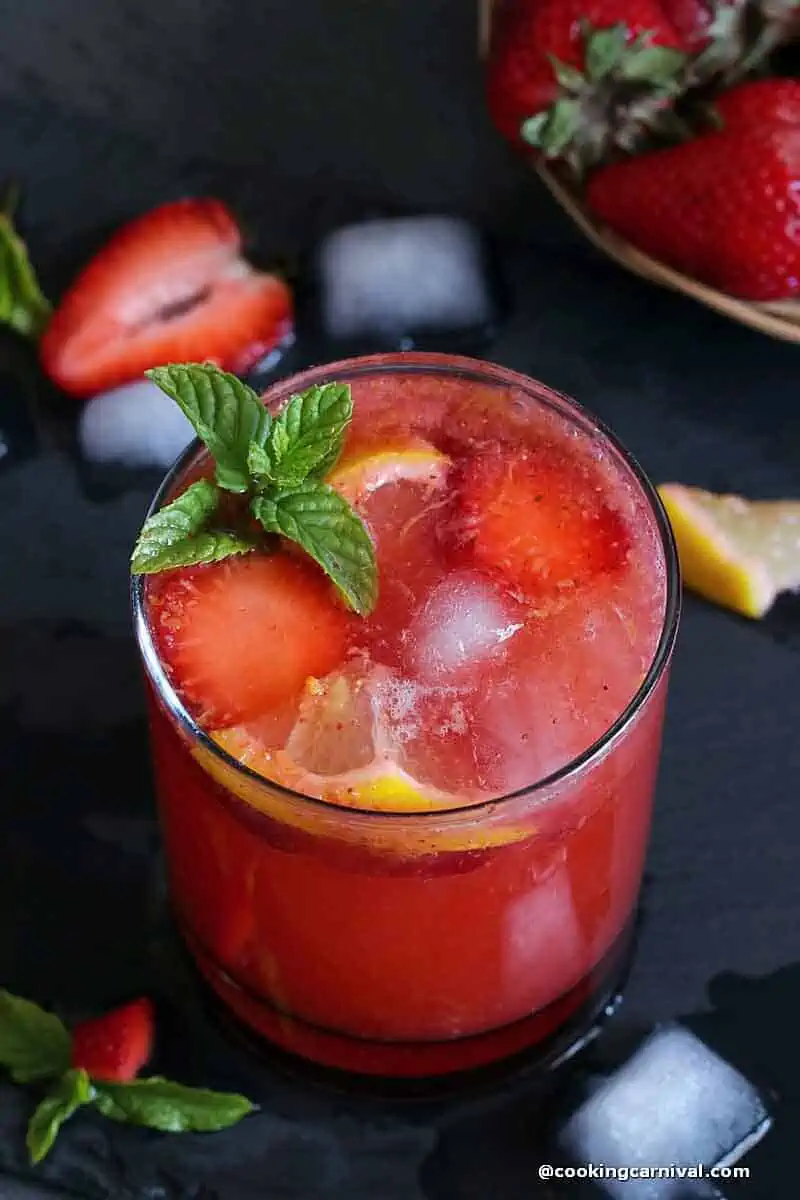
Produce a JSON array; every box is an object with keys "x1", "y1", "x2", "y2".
[
  {"x1": 252, "y1": 482, "x2": 377, "y2": 616},
  {"x1": 27, "y1": 1069, "x2": 93, "y2": 1164},
  {"x1": 131, "y1": 479, "x2": 245, "y2": 574},
  {"x1": 93, "y1": 1077, "x2": 255, "y2": 1133},
  {"x1": 0, "y1": 990, "x2": 71, "y2": 1084},
  {"x1": 0, "y1": 212, "x2": 52, "y2": 339},
  {"x1": 132, "y1": 529, "x2": 255, "y2": 574},
  {"x1": 131, "y1": 479, "x2": 255, "y2": 573},
  {"x1": 267, "y1": 421, "x2": 291, "y2": 469},
  {"x1": 247, "y1": 440, "x2": 275, "y2": 483},
  {"x1": 147, "y1": 364, "x2": 271, "y2": 494},
  {"x1": 266, "y1": 383, "x2": 351, "y2": 488}
]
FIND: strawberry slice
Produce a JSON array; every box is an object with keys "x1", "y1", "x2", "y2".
[
  {"x1": 448, "y1": 445, "x2": 629, "y2": 602},
  {"x1": 40, "y1": 198, "x2": 293, "y2": 398},
  {"x1": 71, "y1": 997, "x2": 154, "y2": 1083},
  {"x1": 148, "y1": 552, "x2": 352, "y2": 727}
]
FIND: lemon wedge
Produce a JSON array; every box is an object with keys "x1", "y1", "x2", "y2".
[
  {"x1": 195, "y1": 669, "x2": 534, "y2": 855},
  {"x1": 328, "y1": 440, "x2": 450, "y2": 503},
  {"x1": 658, "y1": 483, "x2": 800, "y2": 618}
]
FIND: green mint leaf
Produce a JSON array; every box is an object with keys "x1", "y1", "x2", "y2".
[
  {"x1": 146, "y1": 364, "x2": 271, "y2": 494},
  {"x1": 0, "y1": 213, "x2": 52, "y2": 339},
  {"x1": 266, "y1": 383, "x2": 352, "y2": 488},
  {"x1": 267, "y1": 420, "x2": 291, "y2": 468},
  {"x1": 252, "y1": 482, "x2": 377, "y2": 616},
  {"x1": 130, "y1": 479, "x2": 256, "y2": 574},
  {"x1": 247, "y1": 440, "x2": 275, "y2": 483},
  {"x1": 0, "y1": 989, "x2": 71, "y2": 1084},
  {"x1": 132, "y1": 528, "x2": 255, "y2": 574},
  {"x1": 93, "y1": 1076, "x2": 255, "y2": 1133},
  {"x1": 27, "y1": 1069, "x2": 93, "y2": 1164}
]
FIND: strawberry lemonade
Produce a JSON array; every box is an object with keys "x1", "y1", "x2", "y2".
[{"x1": 132, "y1": 354, "x2": 679, "y2": 1083}]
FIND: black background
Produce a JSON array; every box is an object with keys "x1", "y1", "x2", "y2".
[{"x1": 1, "y1": 1, "x2": 799, "y2": 1197}]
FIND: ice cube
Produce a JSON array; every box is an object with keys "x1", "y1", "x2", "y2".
[
  {"x1": 473, "y1": 664, "x2": 585, "y2": 794},
  {"x1": 318, "y1": 215, "x2": 494, "y2": 341},
  {"x1": 558, "y1": 1024, "x2": 772, "y2": 1199},
  {"x1": 404, "y1": 571, "x2": 524, "y2": 686},
  {"x1": 79, "y1": 378, "x2": 195, "y2": 469}
]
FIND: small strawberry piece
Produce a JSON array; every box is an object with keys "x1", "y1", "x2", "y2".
[
  {"x1": 40, "y1": 198, "x2": 293, "y2": 398},
  {"x1": 448, "y1": 446, "x2": 629, "y2": 602},
  {"x1": 148, "y1": 552, "x2": 352, "y2": 727},
  {"x1": 485, "y1": 0, "x2": 686, "y2": 170},
  {"x1": 586, "y1": 78, "x2": 800, "y2": 301},
  {"x1": 71, "y1": 997, "x2": 154, "y2": 1083}
]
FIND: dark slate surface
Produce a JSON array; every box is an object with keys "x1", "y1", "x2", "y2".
[{"x1": 1, "y1": 1, "x2": 800, "y2": 1196}]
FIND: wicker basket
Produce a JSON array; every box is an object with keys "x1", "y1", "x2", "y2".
[{"x1": 478, "y1": 0, "x2": 800, "y2": 343}]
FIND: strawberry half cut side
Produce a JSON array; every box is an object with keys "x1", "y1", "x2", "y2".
[
  {"x1": 40, "y1": 198, "x2": 293, "y2": 398},
  {"x1": 147, "y1": 551, "x2": 354, "y2": 728},
  {"x1": 447, "y1": 445, "x2": 630, "y2": 604},
  {"x1": 71, "y1": 997, "x2": 154, "y2": 1084}
]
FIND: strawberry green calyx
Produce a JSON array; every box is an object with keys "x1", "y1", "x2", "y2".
[{"x1": 521, "y1": 23, "x2": 688, "y2": 176}]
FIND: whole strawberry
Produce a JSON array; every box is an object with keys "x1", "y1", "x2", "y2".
[
  {"x1": 586, "y1": 78, "x2": 800, "y2": 301},
  {"x1": 485, "y1": 0, "x2": 688, "y2": 172}
]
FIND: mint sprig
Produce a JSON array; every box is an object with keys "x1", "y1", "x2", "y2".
[
  {"x1": 0, "y1": 989, "x2": 256, "y2": 1164},
  {"x1": 0, "y1": 187, "x2": 52, "y2": 340},
  {"x1": 132, "y1": 363, "x2": 378, "y2": 616}
]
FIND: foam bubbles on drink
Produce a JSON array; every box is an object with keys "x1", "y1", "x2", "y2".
[
  {"x1": 403, "y1": 571, "x2": 525, "y2": 685},
  {"x1": 79, "y1": 378, "x2": 195, "y2": 468},
  {"x1": 558, "y1": 1025, "x2": 772, "y2": 1198}
]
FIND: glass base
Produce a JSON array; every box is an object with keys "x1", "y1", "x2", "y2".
[{"x1": 180, "y1": 916, "x2": 637, "y2": 1099}]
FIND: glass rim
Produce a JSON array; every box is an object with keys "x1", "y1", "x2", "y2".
[{"x1": 132, "y1": 351, "x2": 681, "y2": 824}]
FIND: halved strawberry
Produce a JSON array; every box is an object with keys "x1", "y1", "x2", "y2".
[
  {"x1": 448, "y1": 445, "x2": 629, "y2": 602},
  {"x1": 40, "y1": 198, "x2": 293, "y2": 398},
  {"x1": 71, "y1": 997, "x2": 154, "y2": 1083},
  {"x1": 148, "y1": 552, "x2": 352, "y2": 727}
]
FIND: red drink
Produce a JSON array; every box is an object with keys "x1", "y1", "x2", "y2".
[{"x1": 134, "y1": 353, "x2": 679, "y2": 1084}]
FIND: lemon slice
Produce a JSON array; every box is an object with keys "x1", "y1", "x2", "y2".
[
  {"x1": 658, "y1": 483, "x2": 800, "y2": 618},
  {"x1": 195, "y1": 669, "x2": 534, "y2": 855},
  {"x1": 212, "y1": 669, "x2": 470, "y2": 814},
  {"x1": 328, "y1": 439, "x2": 451, "y2": 503}
]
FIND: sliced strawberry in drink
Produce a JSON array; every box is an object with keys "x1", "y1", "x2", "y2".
[
  {"x1": 71, "y1": 997, "x2": 154, "y2": 1083},
  {"x1": 40, "y1": 198, "x2": 293, "y2": 398},
  {"x1": 148, "y1": 552, "x2": 352, "y2": 727},
  {"x1": 448, "y1": 445, "x2": 630, "y2": 603}
]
